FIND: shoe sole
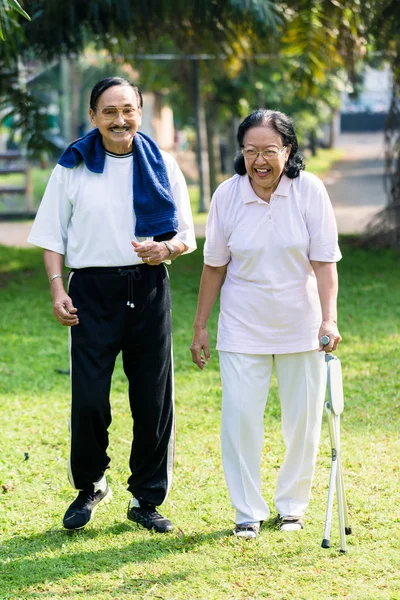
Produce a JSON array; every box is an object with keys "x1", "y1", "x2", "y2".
[
  {"x1": 127, "y1": 512, "x2": 173, "y2": 533},
  {"x1": 233, "y1": 531, "x2": 259, "y2": 539},
  {"x1": 280, "y1": 523, "x2": 303, "y2": 531},
  {"x1": 129, "y1": 519, "x2": 173, "y2": 534},
  {"x1": 63, "y1": 487, "x2": 112, "y2": 530},
  {"x1": 127, "y1": 519, "x2": 174, "y2": 534}
]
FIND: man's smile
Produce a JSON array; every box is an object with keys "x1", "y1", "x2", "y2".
[{"x1": 109, "y1": 126, "x2": 130, "y2": 133}]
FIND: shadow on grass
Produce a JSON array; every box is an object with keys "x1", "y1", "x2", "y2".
[{"x1": 0, "y1": 524, "x2": 231, "y2": 593}]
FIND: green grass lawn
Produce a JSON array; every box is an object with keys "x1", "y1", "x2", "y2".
[
  {"x1": 1, "y1": 238, "x2": 399, "y2": 600},
  {"x1": 305, "y1": 148, "x2": 345, "y2": 177}
]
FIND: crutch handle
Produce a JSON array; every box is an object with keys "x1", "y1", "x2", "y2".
[{"x1": 321, "y1": 334, "x2": 330, "y2": 346}]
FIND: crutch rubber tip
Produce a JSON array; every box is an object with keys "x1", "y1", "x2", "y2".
[
  {"x1": 340, "y1": 549, "x2": 346, "y2": 554},
  {"x1": 321, "y1": 539, "x2": 330, "y2": 548},
  {"x1": 345, "y1": 527, "x2": 352, "y2": 535}
]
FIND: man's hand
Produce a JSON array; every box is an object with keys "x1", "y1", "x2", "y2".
[
  {"x1": 51, "y1": 284, "x2": 79, "y2": 327},
  {"x1": 131, "y1": 240, "x2": 169, "y2": 265}
]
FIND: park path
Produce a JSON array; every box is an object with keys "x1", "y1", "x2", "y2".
[
  {"x1": 323, "y1": 132, "x2": 386, "y2": 234},
  {"x1": 0, "y1": 132, "x2": 387, "y2": 247}
]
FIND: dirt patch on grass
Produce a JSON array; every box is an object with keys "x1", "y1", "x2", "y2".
[
  {"x1": 0, "y1": 268, "x2": 35, "y2": 289},
  {"x1": 0, "y1": 271, "x2": 13, "y2": 288}
]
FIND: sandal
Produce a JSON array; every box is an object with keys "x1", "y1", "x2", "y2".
[
  {"x1": 278, "y1": 515, "x2": 304, "y2": 531},
  {"x1": 233, "y1": 521, "x2": 262, "y2": 539}
]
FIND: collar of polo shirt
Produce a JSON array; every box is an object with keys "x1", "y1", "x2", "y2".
[{"x1": 241, "y1": 173, "x2": 293, "y2": 204}]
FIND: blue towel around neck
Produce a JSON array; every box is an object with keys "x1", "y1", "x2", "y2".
[{"x1": 58, "y1": 128, "x2": 178, "y2": 238}]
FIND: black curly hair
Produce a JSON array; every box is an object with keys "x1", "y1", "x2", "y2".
[{"x1": 233, "y1": 109, "x2": 305, "y2": 179}]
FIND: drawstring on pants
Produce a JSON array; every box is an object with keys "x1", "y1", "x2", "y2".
[{"x1": 118, "y1": 267, "x2": 142, "y2": 308}]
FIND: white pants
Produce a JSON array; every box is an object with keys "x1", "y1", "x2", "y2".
[{"x1": 219, "y1": 350, "x2": 326, "y2": 525}]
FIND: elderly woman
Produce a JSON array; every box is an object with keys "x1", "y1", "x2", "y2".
[
  {"x1": 28, "y1": 77, "x2": 196, "y2": 533},
  {"x1": 191, "y1": 109, "x2": 341, "y2": 539}
]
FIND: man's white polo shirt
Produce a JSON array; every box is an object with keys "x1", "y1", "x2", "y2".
[
  {"x1": 204, "y1": 171, "x2": 342, "y2": 354},
  {"x1": 28, "y1": 149, "x2": 196, "y2": 268}
]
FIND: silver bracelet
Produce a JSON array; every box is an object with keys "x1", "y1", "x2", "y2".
[
  {"x1": 49, "y1": 273, "x2": 63, "y2": 284},
  {"x1": 162, "y1": 240, "x2": 175, "y2": 257}
]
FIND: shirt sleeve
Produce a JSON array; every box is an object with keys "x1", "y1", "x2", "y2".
[
  {"x1": 27, "y1": 165, "x2": 72, "y2": 255},
  {"x1": 162, "y1": 152, "x2": 196, "y2": 254},
  {"x1": 305, "y1": 179, "x2": 342, "y2": 262},
  {"x1": 204, "y1": 189, "x2": 231, "y2": 267}
]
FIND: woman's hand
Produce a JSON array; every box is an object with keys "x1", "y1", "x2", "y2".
[
  {"x1": 190, "y1": 327, "x2": 210, "y2": 370},
  {"x1": 131, "y1": 240, "x2": 169, "y2": 265},
  {"x1": 190, "y1": 264, "x2": 227, "y2": 370},
  {"x1": 319, "y1": 320, "x2": 341, "y2": 352}
]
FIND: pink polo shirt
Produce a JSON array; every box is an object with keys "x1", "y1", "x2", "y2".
[{"x1": 204, "y1": 171, "x2": 342, "y2": 354}]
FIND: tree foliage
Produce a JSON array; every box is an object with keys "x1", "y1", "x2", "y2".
[
  {"x1": 1, "y1": 0, "x2": 400, "y2": 244},
  {"x1": 0, "y1": 1, "x2": 280, "y2": 157},
  {"x1": 17, "y1": 0, "x2": 278, "y2": 58},
  {"x1": 0, "y1": 0, "x2": 30, "y2": 41}
]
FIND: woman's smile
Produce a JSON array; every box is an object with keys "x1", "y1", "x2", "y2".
[{"x1": 254, "y1": 166, "x2": 272, "y2": 178}]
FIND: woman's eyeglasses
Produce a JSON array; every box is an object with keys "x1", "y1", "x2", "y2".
[
  {"x1": 96, "y1": 106, "x2": 137, "y2": 120},
  {"x1": 242, "y1": 146, "x2": 287, "y2": 160}
]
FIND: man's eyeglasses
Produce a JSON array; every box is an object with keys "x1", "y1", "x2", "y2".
[
  {"x1": 96, "y1": 106, "x2": 137, "y2": 120},
  {"x1": 242, "y1": 146, "x2": 287, "y2": 161}
]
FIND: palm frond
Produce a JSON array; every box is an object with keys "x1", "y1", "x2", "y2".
[{"x1": 0, "y1": 0, "x2": 30, "y2": 41}]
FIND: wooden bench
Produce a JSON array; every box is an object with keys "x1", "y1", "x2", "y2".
[{"x1": 0, "y1": 151, "x2": 33, "y2": 217}]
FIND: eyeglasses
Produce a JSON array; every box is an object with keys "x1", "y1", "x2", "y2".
[
  {"x1": 242, "y1": 146, "x2": 287, "y2": 161},
  {"x1": 96, "y1": 106, "x2": 137, "y2": 120}
]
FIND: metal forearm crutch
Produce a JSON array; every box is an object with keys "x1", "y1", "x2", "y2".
[{"x1": 321, "y1": 337, "x2": 352, "y2": 553}]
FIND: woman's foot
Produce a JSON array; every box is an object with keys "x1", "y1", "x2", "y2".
[
  {"x1": 277, "y1": 515, "x2": 304, "y2": 531},
  {"x1": 233, "y1": 521, "x2": 261, "y2": 539}
]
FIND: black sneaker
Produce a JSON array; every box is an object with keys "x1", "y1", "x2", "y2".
[
  {"x1": 63, "y1": 484, "x2": 112, "y2": 530},
  {"x1": 127, "y1": 499, "x2": 174, "y2": 533}
]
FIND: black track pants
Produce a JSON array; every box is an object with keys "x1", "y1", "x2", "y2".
[{"x1": 68, "y1": 263, "x2": 174, "y2": 506}]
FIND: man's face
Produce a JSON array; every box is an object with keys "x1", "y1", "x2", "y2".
[{"x1": 89, "y1": 85, "x2": 142, "y2": 154}]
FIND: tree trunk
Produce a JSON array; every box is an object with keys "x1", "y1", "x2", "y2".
[
  {"x1": 225, "y1": 116, "x2": 239, "y2": 175},
  {"x1": 70, "y1": 60, "x2": 82, "y2": 141},
  {"x1": 309, "y1": 129, "x2": 317, "y2": 156},
  {"x1": 60, "y1": 56, "x2": 72, "y2": 143},
  {"x1": 192, "y1": 60, "x2": 210, "y2": 213},
  {"x1": 206, "y1": 103, "x2": 222, "y2": 196},
  {"x1": 328, "y1": 108, "x2": 340, "y2": 149}
]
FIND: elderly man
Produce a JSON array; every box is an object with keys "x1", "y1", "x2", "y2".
[{"x1": 28, "y1": 77, "x2": 196, "y2": 533}]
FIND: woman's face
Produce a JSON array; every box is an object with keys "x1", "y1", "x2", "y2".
[
  {"x1": 89, "y1": 85, "x2": 142, "y2": 154},
  {"x1": 242, "y1": 125, "x2": 290, "y2": 199}
]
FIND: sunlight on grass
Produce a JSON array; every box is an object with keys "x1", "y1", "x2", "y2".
[{"x1": 306, "y1": 148, "x2": 344, "y2": 176}]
